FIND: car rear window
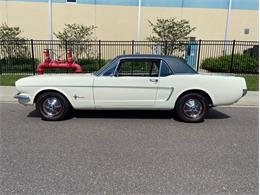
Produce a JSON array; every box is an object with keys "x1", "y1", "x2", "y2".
[{"x1": 165, "y1": 58, "x2": 197, "y2": 74}]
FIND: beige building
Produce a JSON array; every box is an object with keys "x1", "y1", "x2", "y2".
[{"x1": 0, "y1": 0, "x2": 259, "y2": 41}]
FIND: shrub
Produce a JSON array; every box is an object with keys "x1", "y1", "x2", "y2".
[
  {"x1": 201, "y1": 54, "x2": 259, "y2": 74},
  {"x1": 76, "y1": 58, "x2": 110, "y2": 72}
]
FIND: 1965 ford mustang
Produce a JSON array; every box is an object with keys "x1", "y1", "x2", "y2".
[{"x1": 15, "y1": 55, "x2": 247, "y2": 122}]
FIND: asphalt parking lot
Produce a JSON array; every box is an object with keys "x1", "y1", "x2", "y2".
[{"x1": 0, "y1": 103, "x2": 258, "y2": 194}]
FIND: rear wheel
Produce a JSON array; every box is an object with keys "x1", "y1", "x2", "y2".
[
  {"x1": 175, "y1": 93, "x2": 209, "y2": 123},
  {"x1": 36, "y1": 92, "x2": 71, "y2": 121}
]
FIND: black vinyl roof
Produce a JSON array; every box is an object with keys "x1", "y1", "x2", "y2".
[{"x1": 117, "y1": 55, "x2": 197, "y2": 74}]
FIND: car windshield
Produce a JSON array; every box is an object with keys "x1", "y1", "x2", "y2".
[
  {"x1": 93, "y1": 58, "x2": 116, "y2": 76},
  {"x1": 93, "y1": 61, "x2": 112, "y2": 76}
]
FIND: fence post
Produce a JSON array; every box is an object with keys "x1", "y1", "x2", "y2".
[
  {"x1": 132, "y1": 40, "x2": 134, "y2": 54},
  {"x1": 196, "y1": 39, "x2": 202, "y2": 71},
  {"x1": 65, "y1": 40, "x2": 68, "y2": 60},
  {"x1": 0, "y1": 41, "x2": 2, "y2": 75},
  {"x1": 30, "y1": 39, "x2": 35, "y2": 75},
  {"x1": 230, "y1": 40, "x2": 236, "y2": 73},
  {"x1": 98, "y1": 40, "x2": 101, "y2": 68},
  {"x1": 164, "y1": 40, "x2": 168, "y2": 55},
  {"x1": 65, "y1": 40, "x2": 68, "y2": 73}
]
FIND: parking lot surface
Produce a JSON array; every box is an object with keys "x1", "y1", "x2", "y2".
[{"x1": 0, "y1": 103, "x2": 258, "y2": 194}]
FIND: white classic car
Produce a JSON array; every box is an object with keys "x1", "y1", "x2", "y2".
[{"x1": 15, "y1": 55, "x2": 247, "y2": 122}]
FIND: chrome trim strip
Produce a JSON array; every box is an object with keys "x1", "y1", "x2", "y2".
[
  {"x1": 165, "y1": 88, "x2": 174, "y2": 101},
  {"x1": 20, "y1": 85, "x2": 170, "y2": 89},
  {"x1": 158, "y1": 59, "x2": 162, "y2": 77},
  {"x1": 94, "y1": 86, "x2": 171, "y2": 89},
  {"x1": 21, "y1": 85, "x2": 92, "y2": 88}
]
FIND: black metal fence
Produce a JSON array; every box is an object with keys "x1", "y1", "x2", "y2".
[{"x1": 0, "y1": 40, "x2": 258, "y2": 75}]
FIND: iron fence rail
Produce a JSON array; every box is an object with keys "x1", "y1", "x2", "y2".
[{"x1": 0, "y1": 40, "x2": 258, "y2": 75}]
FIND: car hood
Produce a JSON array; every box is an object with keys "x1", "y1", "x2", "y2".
[{"x1": 15, "y1": 73, "x2": 94, "y2": 89}]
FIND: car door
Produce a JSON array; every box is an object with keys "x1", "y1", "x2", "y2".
[
  {"x1": 155, "y1": 60, "x2": 175, "y2": 106},
  {"x1": 93, "y1": 58, "x2": 160, "y2": 108}
]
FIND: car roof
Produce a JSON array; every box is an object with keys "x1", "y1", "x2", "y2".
[{"x1": 117, "y1": 54, "x2": 179, "y2": 60}]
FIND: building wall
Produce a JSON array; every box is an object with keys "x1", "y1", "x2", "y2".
[{"x1": 0, "y1": 0, "x2": 259, "y2": 41}]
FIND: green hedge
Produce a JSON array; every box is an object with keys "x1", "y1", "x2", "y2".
[
  {"x1": 0, "y1": 57, "x2": 110, "y2": 73},
  {"x1": 0, "y1": 57, "x2": 40, "y2": 73},
  {"x1": 201, "y1": 54, "x2": 259, "y2": 74},
  {"x1": 76, "y1": 58, "x2": 110, "y2": 72}
]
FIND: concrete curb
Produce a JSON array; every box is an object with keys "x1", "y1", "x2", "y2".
[
  {"x1": 0, "y1": 86, "x2": 17, "y2": 103},
  {"x1": 0, "y1": 86, "x2": 258, "y2": 107}
]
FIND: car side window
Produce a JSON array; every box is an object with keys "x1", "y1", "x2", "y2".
[
  {"x1": 160, "y1": 61, "x2": 173, "y2": 77},
  {"x1": 116, "y1": 60, "x2": 160, "y2": 77}
]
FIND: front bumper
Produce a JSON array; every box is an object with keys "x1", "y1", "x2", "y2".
[{"x1": 14, "y1": 92, "x2": 31, "y2": 105}]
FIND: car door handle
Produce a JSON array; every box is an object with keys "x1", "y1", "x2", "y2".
[{"x1": 149, "y1": 78, "x2": 158, "y2": 83}]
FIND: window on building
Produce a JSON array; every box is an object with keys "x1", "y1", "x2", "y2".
[{"x1": 67, "y1": 0, "x2": 76, "y2": 3}]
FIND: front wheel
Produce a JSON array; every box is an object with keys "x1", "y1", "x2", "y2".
[
  {"x1": 174, "y1": 93, "x2": 209, "y2": 123},
  {"x1": 36, "y1": 92, "x2": 71, "y2": 121}
]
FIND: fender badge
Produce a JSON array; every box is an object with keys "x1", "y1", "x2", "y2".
[{"x1": 73, "y1": 94, "x2": 85, "y2": 100}]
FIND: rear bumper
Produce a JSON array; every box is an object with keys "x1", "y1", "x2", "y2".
[{"x1": 14, "y1": 92, "x2": 31, "y2": 105}]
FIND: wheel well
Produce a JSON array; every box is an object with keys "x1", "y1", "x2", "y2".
[
  {"x1": 34, "y1": 89, "x2": 71, "y2": 106},
  {"x1": 176, "y1": 89, "x2": 213, "y2": 106}
]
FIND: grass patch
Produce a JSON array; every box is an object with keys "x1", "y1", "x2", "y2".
[
  {"x1": 240, "y1": 75, "x2": 259, "y2": 91},
  {"x1": 0, "y1": 75, "x2": 30, "y2": 86}
]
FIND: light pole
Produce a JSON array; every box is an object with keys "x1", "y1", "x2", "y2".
[
  {"x1": 136, "y1": 0, "x2": 141, "y2": 42},
  {"x1": 48, "y1": 0, "x2": 53, "y2": 41},
  {"x1": 224, "y1": 0, "x2": 232, "y2": 54},
  {"x1": 135, "y1": 0, "x2": 141, "y2": 53}
]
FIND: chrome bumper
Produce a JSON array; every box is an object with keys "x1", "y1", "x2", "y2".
[{"x1": 14, "y1": 93, "x2": 31, "y2": 105}]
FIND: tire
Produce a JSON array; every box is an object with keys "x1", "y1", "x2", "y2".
[
  {"x1": 36, "y1": 92, "x2": 71, "y2": 121},
  {"x1": 174, "y1": 93, "x2": 209, "y2": 123}
]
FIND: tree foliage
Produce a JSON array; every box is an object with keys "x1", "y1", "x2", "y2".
[
  {"x1": 0, "y1": 23, "x2": 24, "y2": 40},
  {"x1": 0, "y1": 23, "x2": 29, "y2": 58},
  {"x1": 54, "y1": 23, "x2": 97, "y2": 59},
  {"x1": 147, "y1": 18, "x2": 196, "y2": 55},
  {"x1": 54, "y1": 23, "x2": 96, "y2": 41}
]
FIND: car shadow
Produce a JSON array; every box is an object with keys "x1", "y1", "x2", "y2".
[
  {"x1": 27, "y1": 108, "x2": 230, "y2": 120},
  {"x1": 206, "y1": 108, "x2": 230, "y2": 119}
]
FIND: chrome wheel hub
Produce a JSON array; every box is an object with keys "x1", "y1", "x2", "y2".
[
  {"x1": 42, "y1": 97, "x2": 62, "y2": 117},
  {"x1": 183, "y1": 99, "x2": 203, "y2": 119}
]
